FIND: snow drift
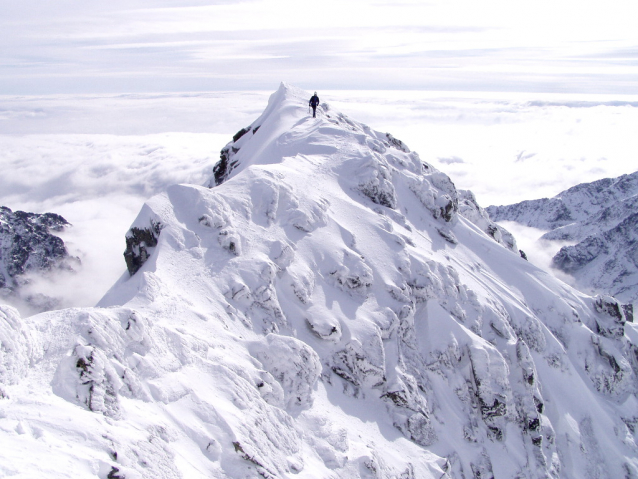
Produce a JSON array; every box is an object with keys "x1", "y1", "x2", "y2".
[{"x1": 1, "y1": 83, "x2": 637, "y2": 479}]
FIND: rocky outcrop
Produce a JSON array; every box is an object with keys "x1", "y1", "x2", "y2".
[
  {"x1": 0, "y1": 206, "x2": 77, "y2": 310},
  {"x1": 123, "y1": 220, "x2": 162, "y2": 276},
  {"x1": 208, "y1": 124, "x2": 261, "y2": 187}
]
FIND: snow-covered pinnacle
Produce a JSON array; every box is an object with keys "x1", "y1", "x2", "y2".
[{"x1": 3, "y1": 84, "x2": 638, "y2": 479}]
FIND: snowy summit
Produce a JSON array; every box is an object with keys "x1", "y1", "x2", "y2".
[{"x1": 1, "y1": 83, "x2": 637, "y2": 479}]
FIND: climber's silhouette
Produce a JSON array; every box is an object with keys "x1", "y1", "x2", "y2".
[{"x1": 309, "y1": 92, "x2": 320, "y2": 118}]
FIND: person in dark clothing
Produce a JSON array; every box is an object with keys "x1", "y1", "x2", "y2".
[{"x1": 309, "y1": 92, "x2": 320, "y2": 118}]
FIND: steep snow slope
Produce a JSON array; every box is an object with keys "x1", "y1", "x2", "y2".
[
  {"x1": 487, "y1": 171, "x2": 638, "y2": 304},
  {"x1": 1, "y1": 84, "x2": 637, "y2": 479}
]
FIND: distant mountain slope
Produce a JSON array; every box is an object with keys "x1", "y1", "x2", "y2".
[
  {"x1": 0, "y1": 206, "x2": 76, "y2": 311},
  {"x1": 486, "y1": 171, "x2": 638, "y2": 239},
  {"x1": 487, "y1": 171, "x2": 638, "y2": 304},
  {"x1": 1, "y1": 84, "x2": 637, "y2": 479},
  {"x1": 553, "y1": 212, "x2": 638, "y2": 302}
]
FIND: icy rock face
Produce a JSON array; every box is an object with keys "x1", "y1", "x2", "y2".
[
  {"x1": 208, "y1": 124, "x2": 260, "y2": 187},
  {"x1": 123, "y1": 207, "x2": 163, "y2": 275},
  {"x1": 3, "y1": 83, "x2": 638, "y2": 479},
  {"x1": 0, "y1": 206, "x2": 74, "y2": 289},
  {"x1": 487, "y1": 171, "x2": 638, "y2": 304}
]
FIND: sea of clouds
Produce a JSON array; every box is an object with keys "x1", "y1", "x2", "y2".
[{"x1": 1, "y1": 90, "x2": 637, "y2": 314}]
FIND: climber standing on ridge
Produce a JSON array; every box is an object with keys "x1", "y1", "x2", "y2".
[{"x1": 309, "y1": 92, "x2": 320, "y2": 118}]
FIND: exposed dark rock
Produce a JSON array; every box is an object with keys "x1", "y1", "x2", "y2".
[
  {"x1": 123, "y1": 220, "x2": 162, "y2": 276},
  {"x1": 519, "y1": 250, "x2": 528, "y2": 260},
  {"x1": 440, "y1": 199, "x2": 456, "y2": 222},
  {"x1": 0, "y1": 206, "x2": 75, "y2": 296},
  {"x1": 331, "y1": 341, "x2": 385, "y2": 388},
  {"x1": 527, "y1": 417, "x2": 540, "y2": 432},
  {"x1": 534, "y1": 396, "x2": 544, "y2": 414},
  {"x1": 385, "y1": 133, "x2": 410, "y2": 153},
  {"x1": 595, "y1": 296, "x2": 623, "y2": 320},
  {"x1": 233, "y1": 126, "x2": 251, "y2": 143},
  {"x1": 359, "y1": 182, "x2": 397, "y2": 209},
  {"x1": 381, "y1": 389, "x2": 411, "y2": 409},
  {"x1": 479, "y1": 397, "x2": 507, "y2": 420},
  {"x1": 107, "y1": 466, "x2": 124, "y2": 479},
  {"x1": 209, "y1": 125, "x2": 261, "y2": 187},
  {"x1": 74, "y1": 344, "x2": 120, "y2": 417},
  {"x1": 211, "y1": 146, "x2": 240, "y2": 187}
]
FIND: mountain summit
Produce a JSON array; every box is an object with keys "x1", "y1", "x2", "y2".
[{"x1": 2, "y1": 84, "x2": 637, "y2": 479}]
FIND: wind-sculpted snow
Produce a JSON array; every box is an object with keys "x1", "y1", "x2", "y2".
[
  {"x1": 487, "y1": 171, "x2": 638, "y2": 304},
  {"x1": 2, "y1": 83, "x2": 638, "y2": 479}
]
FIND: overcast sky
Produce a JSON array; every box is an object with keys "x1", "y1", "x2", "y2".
[{"x1": 2, "y1": 0, "x2": 637, "y2": 94}]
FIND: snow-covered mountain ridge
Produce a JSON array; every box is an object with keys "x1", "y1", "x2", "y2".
[
  {"x1": 487, "y1": 171, "x2": 638, "y2": 304},
  {"x1": 1, "y1": 84, "x2": 637, "y2": 479}
]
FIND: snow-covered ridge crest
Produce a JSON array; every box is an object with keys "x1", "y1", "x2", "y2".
[{"x1": 2, "y1": 84, "x2": 638, "y2": 479}]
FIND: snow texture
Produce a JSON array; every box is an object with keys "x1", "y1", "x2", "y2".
[{"x1": 1, "y1": 83, "x2": 637, "y2": 479}]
